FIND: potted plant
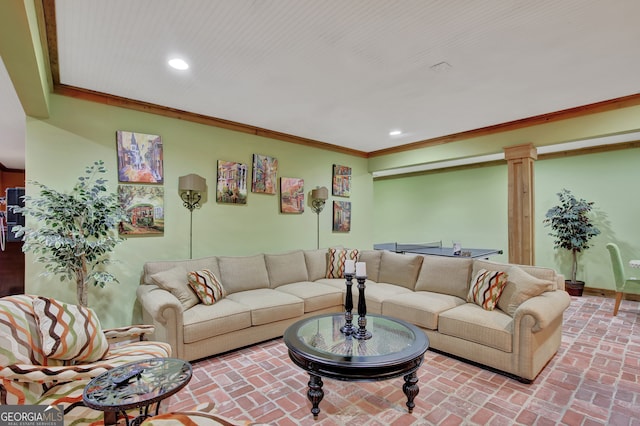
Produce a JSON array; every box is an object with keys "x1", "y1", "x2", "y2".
[
  {"x1": 12, "y1": 160, "x2": 125, "y2": 307},
  {"x1": 543, "y1": 188, "x2": 600, "y2": 296}
]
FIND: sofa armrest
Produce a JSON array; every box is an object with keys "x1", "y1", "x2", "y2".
[
  {"x1": 103, "y1": 324, "x2": 155, "y2": 342},
  {"x1": 136, "y1": 284, "x2": 184, "y2": 358},
  {"x1": 137, "y1": 284, "x2": 183, "y2": 322},
  {"x1": 555, "y1": 274, "x2": 566, "y2": 291},
  {"x1": 513, "y1": 290, "x2": 571, "y2": 332},
  {"x1": 0, "y1": 363, "x2": 111, "y2": 383}
]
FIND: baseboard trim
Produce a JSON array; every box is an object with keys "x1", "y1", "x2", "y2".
[{"x1": 584, "y1": 287, "x2": 640, "y2": 302}]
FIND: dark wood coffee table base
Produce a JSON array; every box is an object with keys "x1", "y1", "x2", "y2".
[
  {"x1": 284, "y1": 314, "x2": 429, "y2": 418},
  {"x1": 305, "y1": 369, "x2": 420, "y2": 418}
]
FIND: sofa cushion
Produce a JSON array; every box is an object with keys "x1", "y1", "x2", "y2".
[
  {"x1": 473, "y1": 259, "x2": 558, "y2": 290},
  {"x1": 218, "y1": 254, "x2": 270, "y2": 294},
  {"x1": 187, "y1": 269, "x2": 226, "y2": 305},
  {"x1": 304, "y1": 249, "x2": 329, "y2": 281},
  {"x1": 182, "y1": 299, "x2": 252, "y2": 343},
  {"x1": 275, "y1": 282, "x2": 343, "y2": 313},
  {"x1": 415, "y1": 255, "x2": 473, "y2": 299},
  {"x1": 359, "y1": 281, "x2": 413, "y2": 313},
  {"x1": 143, "y1": 256, "x2": 220, "y2": 284},
  {"x1": 438, "y1": 304, "x2": 513, "y2": 353},
  {"x1": 0, "y1": 294, "x2": 47, "y2": 365},
  {"x1": 382, "y1": 291, "x2": 466, "y2": 330},
  {"x1": 150, "y1": 266, "x2": 200, "y2": 310},
  {"x1": 467, "y1": 269, "x2": 508, "y2": 311},
  {"x1": 377, "y1": 251, "x2": 423, "y2": 290},
  {"x1": 498, "y1": 265, "x2": 555, "y2": 316},
  {"x1": 265, "y1": 250, "x2": 309, "y2": 287},
  {"x1": 226, "y1": 289, "x2": 304, "y2": 326},
  {"x1": 33, "y1": 297, "x2": 109, "y2": 362},
  {"x1": 358, "y1": 250, "x2": 382, "y2": 282},
  {"x1": 315, "y1": 278, "x2": 348, "y2": 291},
  {"x1": 326, "y1": 248, "x2": 359, "y2": 278}
]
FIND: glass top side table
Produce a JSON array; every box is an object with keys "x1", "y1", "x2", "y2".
[{"x1": 83, "y1": 357, "x2": 192, "y2": 426}]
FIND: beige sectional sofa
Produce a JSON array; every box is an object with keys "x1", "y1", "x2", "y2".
[{"x1": 136, "y1": 248, "x2": 571, "y2": 382}]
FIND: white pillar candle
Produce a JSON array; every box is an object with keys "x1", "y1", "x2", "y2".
[
  {"x1": 344, "y1": 259, "x2": 355, "y2": 274},
  {"x1": 355, "y1": 262, "x2": 366, "y2": 277}
]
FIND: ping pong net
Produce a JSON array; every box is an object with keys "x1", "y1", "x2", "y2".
[{"x1": 374, "y1": 241, "x2": 442, "y2": 252}]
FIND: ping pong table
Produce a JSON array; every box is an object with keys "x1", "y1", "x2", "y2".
[{"x1": 373, "y1": 242, "x2": 503, "y2": 259}]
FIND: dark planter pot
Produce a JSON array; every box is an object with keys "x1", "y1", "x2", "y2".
[{"x1": 565, "y1": 280, "x2": 585, "y2": 297}]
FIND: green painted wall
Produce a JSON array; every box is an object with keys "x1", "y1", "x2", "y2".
[
  {"x1": 535, "y1": 148, "x2": 640, "y2": 290},
  {"x1": 373, "y1": 164, "x2": 508, "y2": 263},
  {"x1": 373, "y1": 147, "x2": 640, "y2": 294},
  {"x1": 25, "y1": 94, "x2": 373, "y2": 327}
]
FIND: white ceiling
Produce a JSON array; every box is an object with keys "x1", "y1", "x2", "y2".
[{"x1": 3, "y1": 0, "x2": 640, "y2": 169}]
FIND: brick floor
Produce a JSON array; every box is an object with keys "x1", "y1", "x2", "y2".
[{"x1": 166, "y1": 296, "x2": 640, "y2": 425}]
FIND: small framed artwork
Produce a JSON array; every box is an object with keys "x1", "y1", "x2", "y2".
[
  {"x1": 217, "y1": 160, "x2": 248, "y2": 204},
  {"x1": 333, "y1": 201, "x2": 351, "y2": 232},
  {"x1": 118, "y1": 184, "x2": 164, "y2": 235},
  {"x1": 332, "y1": 164, "x2": 351, "y2": 197},
  {"x1": 280, "y1": 177, "x2": 304, "y2": 213},
  {"x1": 251, "y1": 154, "x2": 278, "y2": 194},
  {"x1": 116, "y1": 130, "x2": 164, "y2": 183}
]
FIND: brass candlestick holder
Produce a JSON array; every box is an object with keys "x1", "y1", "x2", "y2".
[
  {"x1": 354, "y1": 275, "x2": 372, "y2": 340},
  {"x1": 340, "y1": 273, "x2": 355, "y2": 335}
]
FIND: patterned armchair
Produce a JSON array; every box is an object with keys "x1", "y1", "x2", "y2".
[{"x1": 0, "y1": 294, "x2": 172, "y2": 425}]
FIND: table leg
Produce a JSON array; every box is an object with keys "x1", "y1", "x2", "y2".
[
  {"x1": 403, "y1": 372, "x2": 419, "y2": 413},
  {"x1": 307, "y1": 373, "x2": 324, "y2": 419},
  {"x1": 103, "y1": 411, "x2": 118, "y2": 425}
]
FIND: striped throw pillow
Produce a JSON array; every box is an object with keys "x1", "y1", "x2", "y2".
[
  {"x1": 187, "y1": 269, "x2": 226, "y2": 305},
  {"x1": 33, "y1": 297, "x2": 109, "y2": 362},
  {"x1": 325, "y1": 248, "x2": 359, "y2": 279},
  {"x1": 467, "y1": 269, "x2": 508, "y2": 311}
]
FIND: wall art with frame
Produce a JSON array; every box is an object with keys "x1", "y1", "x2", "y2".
[
  {"x1": 251, "y1": 154, "x2": 278, "y2": 194},
  {"x1": 333, "y1": 200, "x2": 351, "y2": 232},
  {"x1": 332, "y1": 164, "x2": 351, "y2": 197},
  {"x1": 280, "y1": 177, "x2": 304, "y2": 213},
  {"x1": 217, "y1": 160, "x2": 248, "y2": 204},
  {"x1": 116, "y1": 130, "x2": 164, "y2": 183},
  {"x1": 118, "y1": 184, "x2": 164, "y2": 235}
]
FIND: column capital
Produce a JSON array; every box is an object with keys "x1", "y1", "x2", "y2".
[{"x1": 504, "y1": 143, "x2": 537, "y2": 161}]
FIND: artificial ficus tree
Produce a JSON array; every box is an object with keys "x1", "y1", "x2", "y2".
[
  {"x1": 12, "y1": 160, "x2": 125, "y2": 307},
  {"x1": 543, "y1": 188, "x2": 600, "y2": 284}
]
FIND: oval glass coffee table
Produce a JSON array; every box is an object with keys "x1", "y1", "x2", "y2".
[
  {"x1": 284, "y1": 313, "x2": 429, "y2": 418},
  {"x1": 83, "y1": 357, "x2": 192, "y2": 426}
]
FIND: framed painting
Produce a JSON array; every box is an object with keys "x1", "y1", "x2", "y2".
[
  {"x1": 116, "y1": 130, "x2": 164, "y2": 183},
  {"x1": 280, "y1": 177, "x2": 304, "y2": 213},
  {"x1": 251, "y1": 154, "x2": 278, "y2": 194},
  {"x1": 332, "y1": 164, "x2": 351, "y2": 197},
  {"x1": 217, "y1": 160, "x2": 248, "y2": 204},
  {"x1": 118, "y1": 184, "x2": 164, "y2": 235},
  {"x1": 333, "y1": 201, "x2": 351, "y2": 232}
]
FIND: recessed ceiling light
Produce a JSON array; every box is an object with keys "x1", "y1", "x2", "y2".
[
  {"x1": 168, "y1": 58, "x2": 189, "y2": 70},
  {"x1": 389, "y1": 130, "x2": 402, "y2": 136}
]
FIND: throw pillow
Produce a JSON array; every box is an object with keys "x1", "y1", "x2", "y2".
[
  {"x1": 497, "y1": 266, "x2": 554, "y2": 316},
  {"x1": 187, "y1": 269, "x2": 226, "y2": 305},
  {"x1": 150, "y1": 266, "x2": 200, "y2": 310},
  {"x1": 326, "y1": 248, "x2": 359, "y2": 279},
  {"x1": 467, "y1": 269, "x2": 508, "y2": 311},
  {"x1": 32, "y1": 297, "x2": 109, "y2": 362}
]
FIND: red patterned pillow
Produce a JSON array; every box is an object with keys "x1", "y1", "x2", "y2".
[
  {"x1": 187, "y1": 269, "x2": 226, "y2": 305},
  {"x1": 325, "y1": 248, "x2": 359, "y2": 279},
  {"x1": 33, "y1": 297, "x2": 109, "y2": 362},
  {"x1": 467, "y1": 269, "x2": 508, "y2": 311}
]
